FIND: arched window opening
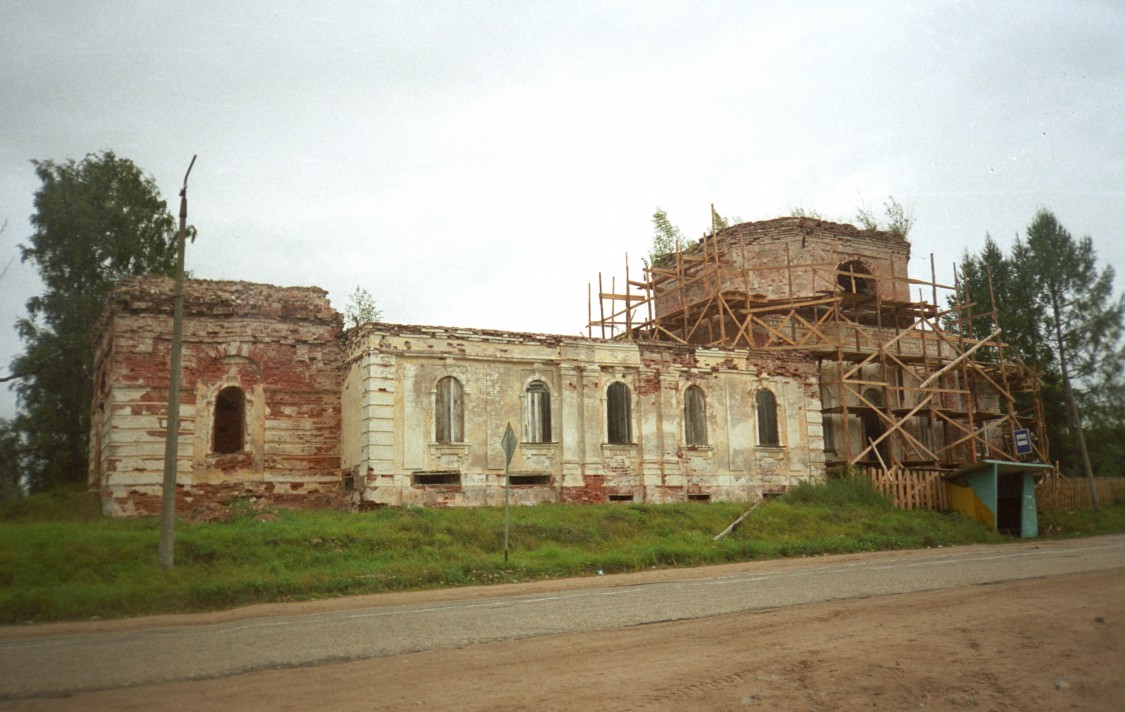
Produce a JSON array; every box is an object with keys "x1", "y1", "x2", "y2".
[
  {"x1": 684, "y1": 385, "x2": 707, "y2": 446},
  {"x1": 435, "y1": 376, "x2": 464, "y2": 443},
  {"x1": 607, "y1": 382, "x2": 633, "y2": 445},
  {"x1": 756, "y1": 389, "x2": 779, "y2": 447},
  {"x1": 837, "y1": 260, "x2": 875, "y2": 295},
  {"x1": 524, "y1": 380, "x2": 552, "y2": 443},
  {"x1": 212, "y1": 386, "x2": 245, "y2": 454}
]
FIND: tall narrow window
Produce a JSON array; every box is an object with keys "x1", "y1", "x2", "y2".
[
  {"x1": 862, "y1": 388, "x2": 888, "y2": 463},
  {"x1": 435, "y1": 376, "x2": 464, "y2": 443},
  {"x1": 820, "y1": 387, "x2": 836, "y2": 453},
  {"x1": 756, "y1": 389, "x2": 779, "y2": 446},
  {"x1": 606, "y1": 382, "x2": 632, "y2": 444},
  {"x1": 684, "y1": 385, "x2": 707, "y2": 446},
  {"x1": 212, "y1": 386, "x2": 245, "y2": 454},
  {"x1": 915, "y1": 415, "x2": 933, "y2": 455},
  {"x1": 524, "y1": 380, "x2": 552, "y2": 443}
]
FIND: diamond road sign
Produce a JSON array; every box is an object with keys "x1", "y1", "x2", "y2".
[
  {"x1": 1013, "y1": 428, "x2": 1032, "y2": 456},
  {"x1": 501, "y1": 422, "x2": 517, "y2": 466}
]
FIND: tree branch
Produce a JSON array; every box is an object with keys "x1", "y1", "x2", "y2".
[{"x1": 0, "y1": 350, "x2": 65, "y2": 383}]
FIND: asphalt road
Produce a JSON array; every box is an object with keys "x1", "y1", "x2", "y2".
[{"x1": 2, "y1": 534, "x2": 1123, "y2": 700}]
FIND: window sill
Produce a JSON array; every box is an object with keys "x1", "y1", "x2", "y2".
[
  {"x1": 429, "y1": 443, "x2": 471, "y2": 459},
  {"x1": 206, "y1": 451, "x2": 254, "y2": 472}
]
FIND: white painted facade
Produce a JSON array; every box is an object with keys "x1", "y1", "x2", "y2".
[{"x1": 341, "y1": 324, "x2": 826, "y2": 507}]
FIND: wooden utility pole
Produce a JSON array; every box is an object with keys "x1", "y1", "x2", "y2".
[{"x1": 158, "y1": 155, "x2": 196, "y2": 571}]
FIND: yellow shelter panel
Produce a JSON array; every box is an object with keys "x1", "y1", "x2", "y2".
[{"x1": 950, "y1": 481, "x2": 994, "y2": 531}]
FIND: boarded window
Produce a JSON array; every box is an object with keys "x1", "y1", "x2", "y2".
[
  {"x1": 524, "y1": 380, "x2": 552, "y2": 443},
  {"x1": 412, "y1": 471, "x2": 460, "y2": 486},
  {"x1": 212, "y1": 386, "x2": 245, "y2": 454},
  {"x1": 821, "y1": 387, "x2": 836, "y2": 452},
  {"x1": 862, "y1": 388, "x2": 888, "y2": 463},
  {"x1": 756, "y1": 389, "x2": 779, "y2": 446},
  {"x1": 684, "y1": 385, "x2": 707, "y2": 446},
  {"x1": 606, "y1": 382, "x2": 632, "y2": 444},
  {"x1": 435, "y1": 376, "x2": 464, "y2": 443},
  {"x1": 509, "y1": 474, "x2": 551, "y2": 486},
  {"x1": 915, "y1": 415, "x2": 933, "y2": 456}
]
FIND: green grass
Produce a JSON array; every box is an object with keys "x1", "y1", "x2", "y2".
[
  {"x1": 1038, "y1": 500, "x2": 1125, "y2": 538},
  {"x1": 1, "y1": 478, "x2": 1122, "y2": 624}
]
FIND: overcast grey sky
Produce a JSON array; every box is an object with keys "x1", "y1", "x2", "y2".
[{"x1": 2, "y1": 0, "x2": 1122, "y2": 419}]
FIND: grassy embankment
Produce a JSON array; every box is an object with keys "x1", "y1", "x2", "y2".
[{"x1": 2, "y1": 477, "x2": 1122, "y2": 624}]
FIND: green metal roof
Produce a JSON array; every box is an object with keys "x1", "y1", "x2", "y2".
[{"x1": 944, "y1": 459, "x2": 1056, "y2": 481}]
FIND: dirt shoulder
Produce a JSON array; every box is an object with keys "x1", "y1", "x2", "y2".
[{"x1": 6, "y1": 567, "x2": 1122, "y2": 711}]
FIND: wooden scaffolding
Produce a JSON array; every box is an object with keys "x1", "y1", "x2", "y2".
[{"x1": 588, "y1": 226, "x2": 1048, "y2": 471}]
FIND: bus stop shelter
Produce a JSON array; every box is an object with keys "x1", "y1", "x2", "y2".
[{"x1": 944, "y1": 460, "x2": 1055, "y2": 538}]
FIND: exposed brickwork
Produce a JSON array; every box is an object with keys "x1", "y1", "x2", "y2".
[
  {"x1": 91, "y1": 277, "x2": 343, "y2": 516},
  {"x1": 93, "y1": 214, "x2": 1026, "y2": 513},
  {"x1": 91, "y1": 226, "x2": 846, "y2": 517},
  {"x1": 655, "y1": 217, "x2": 912, "y2": 319},
  {"x1": 561, "y1": 475, "x2": 606, "y2": 504}
]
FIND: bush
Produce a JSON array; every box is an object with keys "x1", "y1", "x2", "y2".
[
  {"x1": 781, "y1": 475, "x2": 893, "y2": 510},
  {"x1": 0, "y1": 486, "x2": 102, "y2": 522}
]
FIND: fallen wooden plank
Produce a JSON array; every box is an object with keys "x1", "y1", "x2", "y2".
[{"x1": 713, "y1": 501, "x2": 763, "y2": 542}]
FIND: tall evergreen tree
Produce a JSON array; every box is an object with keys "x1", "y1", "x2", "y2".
[
  {"x1": 956, "y1": 210, "x2": 1123, "y2": 500},
  {"x1": 1015, "y1": 211, "x2": 1124, "y2": 506},
  {"x1": 952, "y1": 234, "x2": 1048, "y2": 366},
  {"x1": 1017, "y1": 211, "x2": 1124, "y2": 388},
  {"x1": 10, "y1": 152, "x2": 179, "y2": 492}
]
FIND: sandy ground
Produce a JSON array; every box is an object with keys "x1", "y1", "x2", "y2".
[{"x1": 5, "y1": 568, "x2": 1122, "y2": 712}]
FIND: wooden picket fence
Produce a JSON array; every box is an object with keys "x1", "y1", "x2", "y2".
[
  {"x1": 1035, "y1": 476, "x2": 1125, "y2": 511},
  {"x1": 855, "y1": 467, "x2": 952, "y2": 511},
  {"x1": 853, "y1": 466, "x2": 1125, "y2": 513}
]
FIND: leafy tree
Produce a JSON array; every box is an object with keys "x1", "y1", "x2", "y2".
[
  {"x1": 883, "y1": 197, "x2": 915, "y2": 239},
  {"x1": 710, "y1": 206, "x2": 729, "y2": 232},
  {"x1": 855, "y1": 196, "x2": 914, "y2": 238},
  {"x1": 854, "y1": 204, "x2": 879, "y2": 230},
  {"x1": 648, "y1": 207, "x2": 684, "y2": 267},
  {"x1": 10, "y1": 151, "x2": 179, "y2": 492},
  {"x1": 1078, "y1": 379, "x2": 1125, "y2": 478},
  {"x1": 343, "y1": 286, "x2": 383, "y2": 328},
  {"x1": 0, "y1": 419, "x2": 23, "y2": 503}
]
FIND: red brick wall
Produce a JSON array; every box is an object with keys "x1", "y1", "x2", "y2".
[
  {"x1": 654, "y1": 217, "x2": 912, "y2": 320},
  {"x1": 91, "y1": 277, "x2": 344, "y2": 516}
]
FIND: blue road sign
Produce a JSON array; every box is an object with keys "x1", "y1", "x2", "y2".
[{"x1": 1013, "y1": 428, "x2": 1032, "y2": 456}]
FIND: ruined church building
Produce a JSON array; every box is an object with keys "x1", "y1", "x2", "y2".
[{"x1": 90, "y1": 217, "x2": 1045, "y2": 516}]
